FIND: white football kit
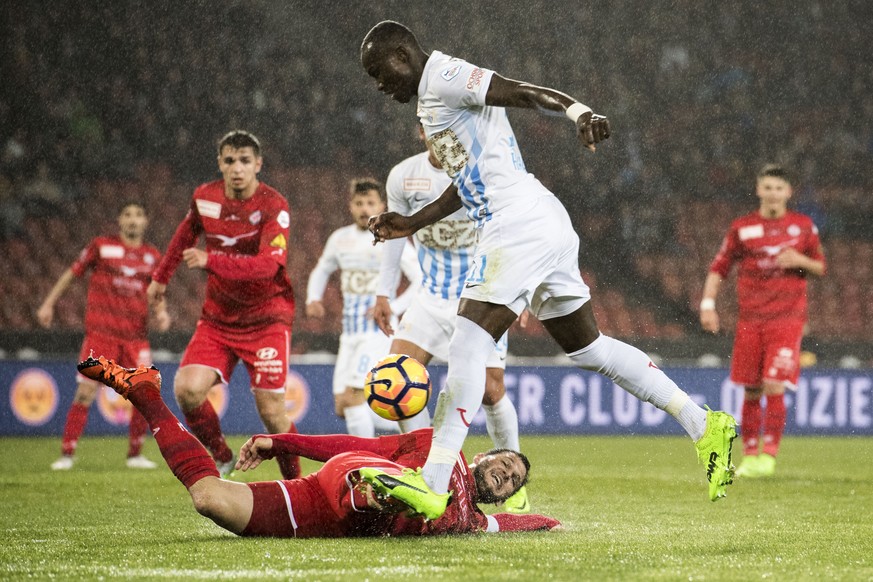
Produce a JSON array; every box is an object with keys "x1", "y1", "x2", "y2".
[
  {"x1": 416, "y1": 50, "x2": 591, "y2": 317},
  {"x1": 307, "y1": 224, "x2": 420, "y2": 394},
  {"x1": 378, "y1": 151, "x2": 507, "y2": 368}
]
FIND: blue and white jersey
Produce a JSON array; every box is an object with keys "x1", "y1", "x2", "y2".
[
  {"x1": 416, "y1": 50, "x2": 532, "y2": 228},
  {"x1": 307, "y1": 225, "x2": 420, "y2": 335},
  {"x1": 383, "y1": 151, "x2": 479, "y2": 300}
]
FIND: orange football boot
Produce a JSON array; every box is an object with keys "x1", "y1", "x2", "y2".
[{"x1": 77, "y1": 355, "x2": 161, "y2": 399}]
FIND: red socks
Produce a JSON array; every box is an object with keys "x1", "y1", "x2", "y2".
[
  {"x1": 183, "y1": 400, "x2": 234, "y2": 463},
  {"x1": 762, "y1": 393, "x2": 786, "y2": 457},
  {"x1": 60, "y1": 402, "x2": 89, "y2": 456},
  {"x1": 126, "y1": 383, "x2": 219, "y2": 488},
  {"x1": 741, "y1": 398, "x2": 762, "y2": 456},
  {"x1": 127, "y1": 408, "x2": 149, "y2": 457}
]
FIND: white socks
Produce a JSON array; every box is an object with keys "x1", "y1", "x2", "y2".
[
  {"x1": 422, "y1": 317, "x2": 495, "y2": 494},
  {"x1": 343, "y1": 403, "x2": 375, "y2": 437},
  {"x1": 399, "y1": 406, "x2": 432, "y2": 432},
  {"x1": 484, "y1": 395, "x2": 520, "y2": 452},
  {"x1": 567, "y1": 334, "x2": 707, "y2": 440}
]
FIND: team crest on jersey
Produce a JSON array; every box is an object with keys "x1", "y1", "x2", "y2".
[
  {"x1": 249, "y1": 211, "x2": 262, "y2": 225},
  {"x1": 787, "y1": 224, "x2": 801, "y2": 236},
  {"x1": 196, "y1": 199, "x2": 222, "y2": 219},
  {"x1": 277, "y1": 210, "x2": 290, "y2": 229},
  {"x1": 441, "y1": 64, "x2": 462, "y2": 81},
  {"x1": 738, "y1": 224, "x2": 764, "y2": 241}
]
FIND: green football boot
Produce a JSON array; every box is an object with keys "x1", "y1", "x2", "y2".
[
  {"x1": 503, "y1": 485, "x2": 531, "y2": 514},
  {"x1": 694, "y1": 409, "x2": 738, "y2": 501},
  {"x1": 359, "y1": 467, "x2": 450, "y2": 520},
  {"x1": 756, "y1": 453, "x2": 776, "y2": 477},
  {"x1": 735, "y1": 455, "x2": 761, "y2": 478}
]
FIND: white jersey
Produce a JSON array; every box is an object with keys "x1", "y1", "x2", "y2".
[
  {"x1": 307, "y1": 224, "x2": 420, "y2": 335},
  {"x1": 416, "y1": 50, "x2": 534, "y2": 228},
  {"x1": 384, "y1": 151, "x2": 479, "y2": 300}
]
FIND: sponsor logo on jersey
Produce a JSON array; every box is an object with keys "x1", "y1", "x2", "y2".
[
  {"x1": 257, "y1": 347, "x2": 279, "y2": 360},
  {"x1": 403, "y1": 178, "x2": 432, "y2": 192},
  {"x1": 466, "y1": 67, "x2": 485, "y2": 91},
  {"x1": 441, "y1": 64, "x2": 462, "y2": 81},
  {"x1": 277, "y1": 210, "x2": 290, "y2": 229},
  {"x1": 207, "y1": 230, "x2": 259, "y2": 247},
  {"x1": 270, "y1": 233, "x2": 287, "y2": 250},
  {"x1": 341, "y1": 270, "x2": 378, "y2": 294},
  {"x1": 249, "y1": 210, "x2": 262, "y2": 225},
  {"x1": 196, "y1": 199, "x2": 222, "y2": 219},
  {"x1": 99, "y1": 245, "x2": 125, "y2": 259},
  {"x1": 738, "y1": 224, "x2": 764, "y2": 240},
  {"x1": 416, "y1": 220, "x2": 478, "y2": 251},
  {"x1": 9, "y1": 368, "x2": 58, "y2": 427}
]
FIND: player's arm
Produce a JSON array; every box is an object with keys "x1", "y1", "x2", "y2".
[
  {"x1": 369, "y1": 182, "x2": 460, "y2": 243},
  {"x1": 36, "y1": 268, "x2": 77, "y2": 328},
  {"x1": 204, "y1": 202, "x2": 290, "y2": 280},
  {"x1": 485, "y1": 74, "x2": 610, "y2": 152},
  {"x1": 775, "y1": 248, "x2": 825, "y2": 276},
  {"x1": 701, "y1": 226, "x2": 741, "y2": 333},
  {"x1": 699, "y1": 272, "x2": 723, "y2": 334},
  {"x1": 305, "y1": 231, "x2": 340, "y2": 319},
  {"x1": 149, "y1": 205, "x2": 202, "y2": 304}
]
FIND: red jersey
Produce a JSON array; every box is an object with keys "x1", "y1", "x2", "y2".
[
  {"x1": 152, "y1": 180, "x2": 295, "y2": 331},
  {"x1": 70, "y1": 235, "x2": 160, "y2": 341},
  {"x1": 709, "y1": 210, "x2": 825, "y2": 322}
]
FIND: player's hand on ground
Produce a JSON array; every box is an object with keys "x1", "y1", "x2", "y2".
[
  {"x1": 575, "y1": 112, "x2": 611, "y2": 152},
  {"x1": 236, "y1": 435, "x2": 275, "y2": 472},
  {"x1": 147, "y1": 281, "x2": 167, "y2": 306},
  {"x1": 36, "y1": 303, "x2": 54, "y2": 328},
  {"x1": 305, "y1": 301, "x2": 326, "y2": 319},
  {"x1": 372, "y1": 296, "x2": 394, "y2": 336},
  {"x1": 775, "y1": 247, "x2": 806, "y2": 270},
  {"x1": 369, "y1": 212, "x2": 415, "y2": 244},
  {"x1": 700, "y1": 309, "x2": 720, "y2": 333},
  {"x1": 182, "y1": 248, "x2": 208, "y2": 269}
]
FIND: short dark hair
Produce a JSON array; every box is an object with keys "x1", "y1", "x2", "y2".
[
  {"x1": 118, "y1": 201, "x2": 146, "y2": 216},
  {"x1": 484, "y1": 448, "x2": 531, "y2": 488},
  {"x1": 757, "y1": 164, "x2": 790, "y2": 184},
  {"x1": 349, "y1": 177, "x2": 384, "y2": 201},
  {"x1": 218, "y1": 130, "x2": 262, "y2": 157},
  {"x1": 362, "y1": 20, "x2": 421, "y2": 53}
]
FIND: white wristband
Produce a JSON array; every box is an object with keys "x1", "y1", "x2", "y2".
[
  {"x1": 566, "y1": 102, "x2": 592, "y2": 123},
  {"x1": 699, "y1": 298, "x2": 716, "y2": 311}
]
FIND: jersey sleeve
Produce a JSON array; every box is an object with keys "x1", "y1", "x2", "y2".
[
  {"x1": 205, "y1": 197, "x2": 290, "y2": 280},
  {"x1": 804, "y1": 220, "x2": 826, "y2": 273},
  {"x1": 709, "y1": 223, "x2": 742, "y2": 278},
  {"x1": 259, "y1": 428, "x2": 434, "y2": 463},
  {"x1": 487, "y1": 513, "x2": 562, "y2": 532},
  {"x1": 305, "y1": 230, "x2": 340, "y2": 303},
  {"x1": 430, "y1": 59, "x2": 494, "y2": 110},
  {"x1": 152, "y1": 198, "x2": 203, "y2": 285},
  {"x1": 70, "y1": 239, "x2": 99, "y2": 278},
  {"x1": 385, "y1": 164, "x2": 413, "y2": 216}
]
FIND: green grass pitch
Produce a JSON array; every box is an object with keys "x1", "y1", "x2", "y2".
[{"x1": 2, "y1": 435, "x2": 871, "y2": 581}]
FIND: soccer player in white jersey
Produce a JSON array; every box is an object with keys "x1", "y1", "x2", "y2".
[
  {"x1": 372, "y1": 128, "x2": 529, "y2": 513},
  {"x1": 359, "y1": 21, "x2": 738, "y2": 518},
  {"x1": 306, "y1": 178, "x2": 421, "y2": 437}
]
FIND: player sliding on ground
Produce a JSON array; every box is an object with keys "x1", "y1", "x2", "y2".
[
  {"x1": 360, "y1": 21, "x2": 737, "y2": 517},
  {"x1": 77, "y1": 355, "x2": 560, "y2": 537}
]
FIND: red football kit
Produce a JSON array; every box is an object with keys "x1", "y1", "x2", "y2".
[
  {"x1": 709, "y1": 210, "x2": 825, "y2": 386},
  {"x1": 72, "y1": 235, "x2": 161, "y2": 367},
  {"x1": 152, "y1": 180, "x2": 295, "y2": 389},
  {"x1": 241, "y1": 429, "x2": 559, "y2": 538}
]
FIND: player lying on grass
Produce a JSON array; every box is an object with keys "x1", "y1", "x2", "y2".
[{"x1": 78, "y1": 355, "x2": 560, "y2": 537}]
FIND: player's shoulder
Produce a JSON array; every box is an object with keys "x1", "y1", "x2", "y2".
[
  {"x1": 192, "y1": 180, "x2": 225, "y2": 200},
  {"x1": 730, "y1": 211, "x2": 762, "y2": 229},
  {"x1": 786, "y1": 210, "x2": 815, "y2": 226},
  {"x1": 256, "y1": 182, "x2": 288, "y2": 201},
  {"x1": 389, "y1": 151, "x2": 431, "y2": 178}
]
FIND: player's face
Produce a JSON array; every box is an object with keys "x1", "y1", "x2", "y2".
[
  {"x1": 362, "y1": 45, "x2": 417, "y2": 104},
  {"x1": 218, "y1": 146, "x2": 263, "y2": 196},
  {"x1": 117, "y1": 205, "x2": 147, "y2": 241},
  {"x1": 472, "y1": 450, "x2": 528, "y2": 504},
  {"x1": 756, "y1": 176, "x2": 792, "y2": 208},
  {"x1": 350, "y1": 189, "x2": 385, "y2": 229}
]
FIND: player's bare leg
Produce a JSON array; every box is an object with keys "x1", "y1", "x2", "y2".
[
  {"x1": 173, "y1": 365, "x2": 235, "y2": 475},
  {"x1": 542, "y1": 301, "x2": 736, "y2": 501},
  {"x1": 253, "y1": 388, "x2": 301, "y2": 479}
]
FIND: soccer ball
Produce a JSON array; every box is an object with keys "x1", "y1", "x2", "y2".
[{"x1": 364, "y1": 354, "x2": 431, "y2": 421}]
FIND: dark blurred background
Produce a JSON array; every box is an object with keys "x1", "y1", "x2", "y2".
[{"x1": 1, "y1": 0, "x2": 871, "y2": 364}]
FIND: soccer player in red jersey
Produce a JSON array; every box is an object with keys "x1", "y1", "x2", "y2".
[
  {"x1": 700, "y1": 164, "x2": 826, "y2": 478},
  {"x1": 37, "y1": 202, "x2": 170, "y2": 470},
  {"x1": 78, "y1": 355, "x2": 560, "y2": 537},
  {"x1": 147, "y1": 130, "x2": 300, "y2": 479}
]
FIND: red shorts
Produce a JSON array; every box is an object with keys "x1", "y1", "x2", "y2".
[
  {"x1": 180, "y1": 320, "x2": 291, "y2": 391},
  {"x1": 731, "y1": 319, "x2": 804, "y2": 388},
  {"x1": 79, "y1": 332, "x2": 151, "y2": 381}
]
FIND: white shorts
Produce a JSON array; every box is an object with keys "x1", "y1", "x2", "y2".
[
  {"x1": 461, "y1": 177, "x2": 590, "y2": 318},
  {"x1": 333, "y1": 332, "x2": 393, "y2": 395},
  {"x1": 395, "y1": 288, "x2": 508, "y2": 369}
]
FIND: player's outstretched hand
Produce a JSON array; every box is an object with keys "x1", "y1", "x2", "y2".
[
  {"x1": 368, "y1": 212, "x2": 415, "y2": 244},
  {"x1": 236, "y1": 435, "x2": 275, "y2": 472},
  {"x1": 372, "y1": 296, "x2": 394, "y2": 336},
  {"x1": 576, "y1": 112, "x2": 611, "y2": 152}
]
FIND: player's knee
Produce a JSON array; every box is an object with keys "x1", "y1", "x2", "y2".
[
  {"x1": 73, "y1": 381, "x2": 99, "y2": 405},
  {"x1": 744, "y1": 386, "x2": 764, "y2": 400},
  {"x1": 190, "y1": 486, "x2": 222, "y2": 520}
]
